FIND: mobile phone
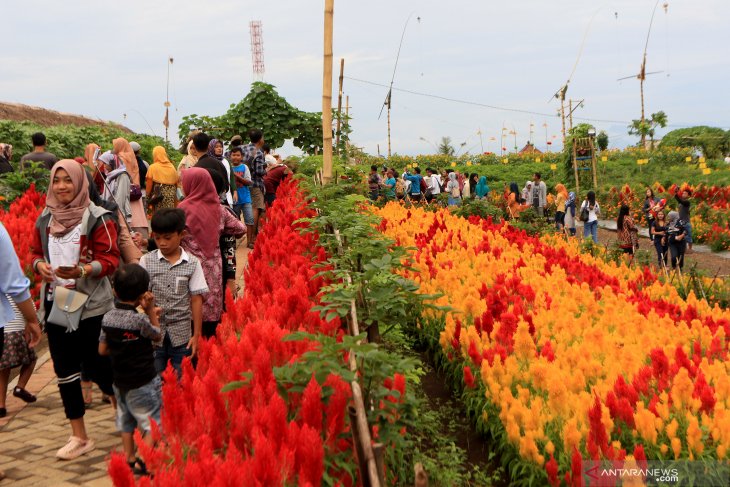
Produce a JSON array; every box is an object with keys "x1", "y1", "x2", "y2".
[
  {"x1": 93, "y1": 147, "x2": 101, "y2": 161},
  {"x1": 57, "y1": 266, "x2": 77, "y2": 271}
]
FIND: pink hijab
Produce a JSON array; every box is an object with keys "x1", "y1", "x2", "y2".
[
  {"x1": 47, "y1": 160, "x2": 91, "y2": 237},
  {"x1": 178, "y1": 168, "x2": 221, "y2": 260}
]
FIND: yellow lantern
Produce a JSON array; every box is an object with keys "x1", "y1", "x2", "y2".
[
  {"x1": 699, "y1": 162, "x2": 707, "y2": 169},
  {"x1": 536, "y1": 158, "x2": 541, "y2": 163},
  {"x1": 685, "y1": 156, "x2": 692, "y2": 162},
  {"x1": 450, "y1": 162, "x2": 456, "y2": 167},
  {"x1": 699, "y1": 156, "x2": 706, "y2": 163},
  {"x1": 413, "y1": 162, "x2": 418, "y2": 168},
  {"x1": 550, "y1": 163, "x2": 557, "y2": 170},
  {"x1": 406, "y1": 163, "x2": 412, "y2": 169},
  {"x1": 702, "y1": 168, "x2": 712, "y2": 175},
  {"x1": 502, "y1": 158, "x2": 509, "y2": 164},
  {"x1": 601, "y1": 156, "x2": 608, "y2": 162},
  {"x1": 466, "y1": 161, "x2": 472, "y2": 166}
]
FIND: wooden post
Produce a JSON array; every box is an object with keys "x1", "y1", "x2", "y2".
[
  {"x1": 322, "y1": 0, "x2": 335, "y2": 184},
  {"x1": 589, "y1": 136, "x2": 598, "y2": 189},
  {"x1": 345, "y1": 95, "x2": 350, "y2": 156},
  {"x1": 387, "y1": 103, "x2": 392, "y2": 158},
  {"x1": 335, "y1": 58, "x2": 345, "y2": 154},
  {"x1": 560, "y1": 97, "x2": 567, "y2": 146},
  {"x1": 572, "y1": 141, "x2": 580, "y2": 197},
  {"x1": 568, "y1": 99, "x2": 574, "y2": 131}
]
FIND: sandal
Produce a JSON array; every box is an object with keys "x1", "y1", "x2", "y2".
[
  {"x1": 81, "y1": 382, "x2": 93, "y2": 406},
  {"x1": 13, "y1": 386, "x2": 37, "y2": 403},
  {"x1": 128, "y1": 457, "x2": 149, "y2": 476}
]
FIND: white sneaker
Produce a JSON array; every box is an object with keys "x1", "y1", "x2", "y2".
[{"x1": 56, "y1": 436, "x2": 95, "y2": 460}]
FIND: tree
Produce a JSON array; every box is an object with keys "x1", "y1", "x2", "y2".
[
  {"x1": 177, "y1": 82, "x2": 333, "y2": 154},
  {"x1": 596, "y1": 131, "x2": 609, "y2": 151},
  {"x1": 628, "y1": 111, "x2": 667, "y2": 149},
  {"x1": 659, "y1": 126, "x2": 730, "y2": 159},
  {"x1": 438, "y1": 137, "x2": 455, "y2": 156}
]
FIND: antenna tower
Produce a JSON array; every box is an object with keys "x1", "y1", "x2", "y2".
[{"x1": 249, "y1": 21, "x2": 265, "y2": 81}]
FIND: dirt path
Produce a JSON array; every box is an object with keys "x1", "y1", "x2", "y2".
[{"x1": 595, "y1": 227, "x2": 730, "y2": 277}]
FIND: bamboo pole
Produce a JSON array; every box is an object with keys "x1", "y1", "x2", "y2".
[
  {"x1": 322, "y1": 0, "x2": 334, "y2": 184},
  {"x1": 336, "y1": 58, "x2": 345, "y2": 154}
]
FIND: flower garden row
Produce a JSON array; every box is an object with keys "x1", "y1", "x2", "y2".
[
  {"x1": 601, "y1": 182, "x2": 730, "y2": 251},
  {"x1": 371, "y1": 202, "x2": 730, "y2": 485},
  {"x1": 1, "y1": 181, "x2": 414, "y2": 486}
]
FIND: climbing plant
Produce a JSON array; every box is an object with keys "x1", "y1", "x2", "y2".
[{"x1": 178, "y1": 82, "x2": 350, "y2": 155}]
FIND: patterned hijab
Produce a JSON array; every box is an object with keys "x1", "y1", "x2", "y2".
[
  {"x1": 46, "y1": 160, "x2": 91, "y2": 237},
  {"x1": 0, "y1": 143, "x2": 12, "y2": 160},
  {"x1": 207, "y1": 139, "x2": 224, "y2": 161}
]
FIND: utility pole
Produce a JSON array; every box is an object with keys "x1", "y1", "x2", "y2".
[
  {"x1": 386, "y1": 92, "x2": 392, "y2": 157},
  {"x1": 344, "y1": 95, "x2": 350, "y2": 155},
  {"x1": 335, "y1": 58, "x2": 344, "y2": 154},
  {"x1": 321, "y1": 0, "x2": 334, "y2": 183},
  {"x1": 569, "y1": 99, "x2": 574, "y2": 131},
  {"x1": 559, "y1": 98, "x2": 567, "y2": 146}
]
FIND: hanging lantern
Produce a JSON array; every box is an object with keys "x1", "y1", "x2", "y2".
[
  {"x1": 547, "y1": 141, "x2": 552, "y2": 146},
  {"x1": 450, "y1": 162, "x2": 456, "y2": 167},
  {"x1": 502, "y1": 147, "x2": 507, "y2": 152}
]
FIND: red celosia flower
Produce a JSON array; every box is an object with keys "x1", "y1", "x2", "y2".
[
  {"x1": 463, "y1": 366, "x2": 476, "y2": 388},
  {"x1": 545, "y1": 453, "x2": 559, "y2": 487}
]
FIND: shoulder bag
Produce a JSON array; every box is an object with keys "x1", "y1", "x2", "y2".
[
  {"x1": 48, "y1": 286, "x2": 89, "y2": 332},
  {"x1": 580, "y1": 203, "x2": 590, "y2": 222}
]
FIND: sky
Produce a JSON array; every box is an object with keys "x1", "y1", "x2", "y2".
[{"x1": 1, "y1": 0, "x2": 728, "y2": 156}]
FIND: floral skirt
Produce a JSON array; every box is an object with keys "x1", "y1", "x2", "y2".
[{"x1": 0, "y1": 330, "x2": 37, "y2": 370}]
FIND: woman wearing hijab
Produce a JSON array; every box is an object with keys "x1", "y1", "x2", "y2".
[
  {"x1": 564, "y1": 192, "x2": 577, "y2": 236},
  {"x1": 521, "y1": 181, "x2": 533, "y2": 205},
  {"x1": 468, "y1": 173, "x2": 479, "y2": 199},
  {"x1": 666, "y1": 211, "x2": 688, "y2": 270},
  {"x1": 475, "y1": 176, "x2": 490, "y2": 200},
  {"x1": 179, "y1": 169, "x2": 245, "y2": 339},
  {"x1": 446, "y1": 172, "x2": 461, "y2": 206},
  {"x1": 112, "y1": 138, "x2": 148, "y2": 238},
  {"x1": 31, "y1": 160, "x2": 118, "y2": 460},
  {"x1": 98, "y1": 151, "x2": 132, "y2": 226},
  {"x1": 204, "y1": 138, "x2": 234, "y2": 207},
  {"x1": 0, "y1": 143, "x2": 14, "y2": 174},
  {"x1": 177, "y1": 139, "x2": 199, "y2": 179},
  {"x1": 554, "y1": 183, "x2": 568, "y2": 231},
  {"x1": 146, "y1": 146, "x2": 179, "y2": 214}
]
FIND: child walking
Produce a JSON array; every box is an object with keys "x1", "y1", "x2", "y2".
[
  {"x1": 140, "y1": 209, "x2": 207, "y2": 375},
  {"x1": 99, "y1": 264, "x2": 162, "y2": 475}
]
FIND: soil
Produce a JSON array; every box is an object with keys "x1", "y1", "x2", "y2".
[
  {"x1": 418, "y1": 352, "x2": 507, "y2": 486},
  {"x1": 595, "y1": 227, "x2": 730, "y2": 277},
  {"x1": 0, "y1": 101, "x2": 132, "y2": 131}
]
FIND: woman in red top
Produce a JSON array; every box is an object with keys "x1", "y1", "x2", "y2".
[
  {"x1": 617, "y1": 204, "x2": 638, "y2": 265},
  {"x1": 31, "y1": 160, "x2": 120, "y2": 460}
]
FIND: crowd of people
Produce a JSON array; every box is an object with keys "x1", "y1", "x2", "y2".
[
  {"x1": 368, "y1": 165, "x2": 694, "y2": 272},
  {"x1": 0, "y1": 129, "x2": 291, "y2": 477}
]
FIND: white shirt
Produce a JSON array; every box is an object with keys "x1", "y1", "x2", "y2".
[
  {"x1": 581, "y1": 201, "x2": 600, "y2": 223},
  {"x1": 221, "y1": 158, "x2": 234, "y2": 207},
  {"x1": 429, "y1": 174, "x2": 442, "y2": 195},
  {"x1": 48, "y1": 222, "x2": 82, "y2": 288}
]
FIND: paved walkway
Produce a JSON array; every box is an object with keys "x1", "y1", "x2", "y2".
[
  {"x1": 0, "y1": 240, "x2": 252, "y2": 486},
  {"x1": 0, "y1": 352, "x2": 116, "y2": 486}
]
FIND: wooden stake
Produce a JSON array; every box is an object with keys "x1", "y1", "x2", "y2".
[
  {"x1": 322, "y1": 0, "x2": 335, "y2": 184},
  {"x1": 336, "y1": 58, "x2": 345, "y2": 154},
  {"x1": 387, "y1": 103, "x2": 392, "y2": 158}
]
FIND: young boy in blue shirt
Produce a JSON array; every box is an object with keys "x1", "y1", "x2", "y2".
[{"x1": 230, "y1": 147, "x2": 254, "y2": 246}]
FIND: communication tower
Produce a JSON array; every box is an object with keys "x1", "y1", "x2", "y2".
[{"x1": 249, "y1": 21, "x2": 265, "y2": 81}]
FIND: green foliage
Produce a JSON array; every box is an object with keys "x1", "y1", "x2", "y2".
[
  {"x1": 0, "y1": 161, "x2": 49, "y2": 205},
  {"x1": 178, "y1": 82, "x2": 350, "y2": 155},
  {"x1": 438, "y1": 136, "x2": 456, "y2": 156},
  {"x1": 452, "y1": 198, "x2": 504, "y2": 222},
  {"x1": 628, "y1": 110, "x2": 668, "y2": 145},
  {"x1": 0, "y1": 119, "x2": 180, "y2": 164},
  {"x1": 596, "y1": 130, "x2": 609, "y2": 151},
  {"x1": 659, "y1": 126, "x2": 730, "y2": 159},
  {"x1": 510, "y1": 208, "x2": 554, "y2": 236}
]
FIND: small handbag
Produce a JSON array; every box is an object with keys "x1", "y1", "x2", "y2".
[
  {"x1": 148, "y1": 184, "x2": 164, "y2": 206},
  {"x1": 48, "y1": 286, "x2": 89, "y2": 332},
  {"x1": 129, "y1": 184, "x2": 143, "y2": 201},
  {"x1": 580, "y1": 204, "x2": 590, "y2": 222}
]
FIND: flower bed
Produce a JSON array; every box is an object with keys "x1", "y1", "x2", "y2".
[
  {"x1": 372, "y1": 202, "x2": 730, "y2": 485},
  {"x1": 0, "y1": 184, "x2": 45, "y2": 299},
  {"x1": 109, "y1": 180, "x2": 413, "y2": 486}
]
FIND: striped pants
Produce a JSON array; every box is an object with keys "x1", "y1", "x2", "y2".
[{"x1": 45, "y1": 312, "x2": 114, "y2": 420}]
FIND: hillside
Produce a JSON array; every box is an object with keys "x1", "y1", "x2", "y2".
[{"x1": 0, "y1": 101, "x2": 131, "y2": 132}]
